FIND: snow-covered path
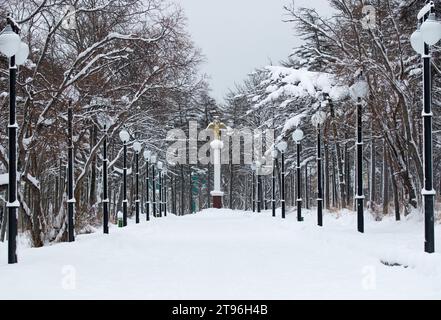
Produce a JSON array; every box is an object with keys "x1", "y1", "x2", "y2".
[{"x1": 1, "y1": 209, "x2": 440, "y2": 299}]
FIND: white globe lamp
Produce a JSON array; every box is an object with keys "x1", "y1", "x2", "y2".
[
  {"x1": 119, "y1": 130, "x2": 130, "y2": 143},
  {"x1": 276, "y1": 141, "x2": 288, "y2": 153},
  {"x1": 15, "y1": 42, "x2": 29, "y2": 65},
  {"x1": 420, "y1": 13, "x2": 441, "y2": 46},
  {"x1": 133, "y1": 141, "x2": 142, "y2": 153},
  {"x1": 0, "y1": 25, "x2": 20, "y2": 58},
  {"x1": 292, "y1": 129, "x2": 304, "y2": 143},
  {"x1": 410, "y1": 28, "x2": 425, "y2": 55}
]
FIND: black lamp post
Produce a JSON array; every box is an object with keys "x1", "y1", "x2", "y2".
[
  {"x1": 276, "y1": 141, "x2": 288, "y2": 219},
  {"x1": 356, "y1": 97, "x2": 364, "y2": 233},
  {"x1": 312, "y1": 111, "x2": 327, "y2": 227},
  {"x1": 256, "y1": 161, "x2": 262, "y2": 213},
  {"x1": 350, "y1": 73, "x2": 369, "y2": 234},
  {"x1": 251, "y1": 164, "x2": 256, "y2": 212},
  {"x1": 151, "y1": 154, "x2": 157, "y2": 217},
  {"x1": 292, "y1": 129, "x2": 304, "y2": 222},
  {"x1": 102, "y1": 124, "x2": 109, "y2": 234},
  {"x1": 67, "y1": 101, "x2": 75, "y2": 242},
  {"x1": 119, "y1": 130, "x2": 130, "y2": 227},
  {"x1": 1, "y1": 15, "x2": 30, "y2": 263},
  {"x1": 133, "y1": 142, "x2": 142, "y2": 224},
  {"x1": 271, "y1": 149, "x2": 277, "y2": 217},
  {"x1": 157, "y1": 161, "x2": 163, "y2": 217},
  {"x1": 410, "y1": 1, "x2": 437, "y2": 253},
  {"x1": 163, "y1": 167, "x2": 168, "y2": 216},
  {"x1": 143, "y1": 150, "x2": 151, "y2": 221}
]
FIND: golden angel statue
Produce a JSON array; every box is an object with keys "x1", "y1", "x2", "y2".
[{"x1": 207, "y1": 117, "x2": 227, "y2": 140}]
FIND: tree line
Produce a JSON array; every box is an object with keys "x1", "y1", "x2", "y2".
[
  {"x1": 220, "y1": 0, "x2": 441, "y2": 221},
  {"x1": 0, "y1": 0, "x2": 220, "y2": 247}
]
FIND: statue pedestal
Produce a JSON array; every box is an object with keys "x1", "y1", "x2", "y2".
[
  {"x1": 210, "y1": 139, "x2": 224, "y2": 209},
  {"x1": 211, "y1": 191, "x2": 224, "y2": 209}
]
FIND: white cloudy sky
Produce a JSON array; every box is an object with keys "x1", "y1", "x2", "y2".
[{"x1": 178, "y1": 0, "x2": 331, "y2": 102}]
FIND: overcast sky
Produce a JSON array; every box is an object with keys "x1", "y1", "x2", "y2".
[{"x1": 178, "y1": 0, "x2": 331, "y2": 102}]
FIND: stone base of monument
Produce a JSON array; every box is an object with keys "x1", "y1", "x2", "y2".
[{"x1": 211, "y1": 191, "x2": 224, "y2": 209}]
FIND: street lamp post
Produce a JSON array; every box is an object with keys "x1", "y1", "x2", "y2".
[
  {"x1": 143, "y1": 150, "x2": 151, "y2": 221},
  {"x1": 119, "y1": 130, "x2": 130, "y2": 227},
  {"x1": 271, "y1": 149, "x2": 278, "y2": 217},
  {"x1": 0, "y1": 16, "x2": 30, "y2": 263},
  {"x1": 292, "y1": 129, "x2": 304, "y2": 222},
  {"x1": 151, "y1": 154, "x2": 157, "y2": 217},
  {"x1": 277, "y1": 141, "x2": 288, "y2": 219},
  {"x1": 410, "y1": 0, "x2": 438, "y2": 253},
  {"x1": 356, "y1": 98, "x2": 364, "y2": 233},
  {"x1": 102, "y1": 124, "x2": 109, "y2": 234},
  {"x1": 251, "y1": 164, "x2": 256, "y2": 212},
  {"x1": 350, "y1": 73, "x2": 369, "y2": 234},
  {"x1": 163, "y1": 167, "x2": 168, "y2": 216},
  {"x1": 312, "y1": 111, "x2": 327, "y2": 227},
  {"x1": 256, "y1": 161, "x2": 262, "y2": 213},
  {"x1": 263, "y1": 178, "x2": 268, "y2": 210},
  {"x1": 67, "y1": 101, "x2": 75, "y2": 242},
  {"x1": 133, "y1": 142, "x2": 142, "y2": 224},
  {"x1": 157, "y1": 161, "x2": 163, "y2": 217}
]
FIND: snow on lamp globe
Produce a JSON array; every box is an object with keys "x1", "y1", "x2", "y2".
[
  {"x1": 420, "y1": 12, "x2": 441, "y2": 46},
  {"x1": 133, "y1": 141, "x2": 142, "y2": 153},
  {"x1": 0, "y1": 24, "x2": 20, "y2": 58},
  {"x1": 144, "y1": 150, "x2": 151, "y2": 161},
  {"x1": 276, "y1": 141, "x2": 288, "y2": 153},
  {"x1": 119, "y1": 130, "x2": 130, "y2": 143},
  {"x1": 292, "y1": 128, "x2": 304, "y2": 143},
  {"x1": 14, "y1": 41, "x2": 29, "y2": 65}
]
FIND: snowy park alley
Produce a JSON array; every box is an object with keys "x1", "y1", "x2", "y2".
[
  {"x1": 1, "y1": 209, "x2": 440, "y2": 300},
  {"x1": 4, "y1": 0, "x2": 441, "y2": 302}
]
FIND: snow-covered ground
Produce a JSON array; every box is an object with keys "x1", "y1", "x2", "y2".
[{"x1": 0, "y1": 208, "x2": 440, "y2": 300}]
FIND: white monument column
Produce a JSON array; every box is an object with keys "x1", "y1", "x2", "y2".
[
  {"x1": 207, "y1": 117, "x2": 227, "y2": 209},
  {"x1": 210, "y1": 139, "x2": 224, "y2": 208}
]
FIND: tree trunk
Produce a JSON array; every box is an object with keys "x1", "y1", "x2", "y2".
[
  {"x1": 30, "y1": 187, "x2": 45, "y2": 247},
  {"x1": 332, "y1": 150, "x2": 338, "y2": 208},
  {"x1": 325, "y1": 141, "x2": 330, "y2": 209},
  {"x1": 391, "y1": 170, "x2": 400, "y2": 221},
  {"x1": 207, "y1": 165, "x2": 212, "y2": 209},
  {"x1": 382, "y1": 143, "x2": 389, "y2": 215},
  {"x1": 89, "y1": 125, "x2": 98, "y2": 207},
  {"x1": 189, "y1": 168, "x2": 193, "y2": 213},
  {"x1": 172, "y1": 174, "x2": 177, "y2": 214},
  {"x1": 116, "y1": 181, "x2": 123, "y2": 214},
  {"x1": 244, "y1": 173, "x2": 249, "y2": 211},
  {"x1": 0, "y1": 202, "x2": 7, "y2": 242},
  {"x1": 345, "y1": 132, "x2": 351, "y2": 206},
  {"x1": 180, "y1": 165, "x2": 185, "y2": 216},
  {"x1": 370, "y1": 130, "x2": 376, "y2": 210},
  {"x1": 229, "y1": 162, "x2": 233, "y2": 209},
  {"x1": 199, "y1": 173, "x2": 203, "y2": 211},
  {"x1": 329, "y1": 100, "x2": 346, "y2": 208},
  {"x1": 305, "y1": 164, "x2": 309, "y2": 209}
]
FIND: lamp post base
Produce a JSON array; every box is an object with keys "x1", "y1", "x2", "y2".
[{"x1": 211, "y1": 191, "x2": 224, "y2": 209}]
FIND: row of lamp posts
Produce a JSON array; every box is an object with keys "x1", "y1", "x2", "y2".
[
  {"x1": 116, "y1": 130, "x2": 167, "y2": 229},
  {"x1": 250, "y1": 74, "x2": 369, "y2": 235},
  {"x1": 65, "y1": 126, "x2": 169, "y2": 241}
]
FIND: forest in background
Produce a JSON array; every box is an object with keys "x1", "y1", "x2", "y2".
[{"x1": 222, "y1": 0, "x2": 441, "y2": 221}]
